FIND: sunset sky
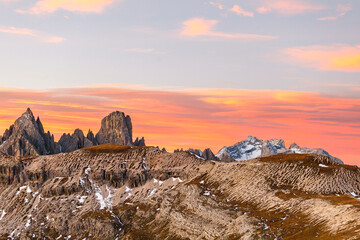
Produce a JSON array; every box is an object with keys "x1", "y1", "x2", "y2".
[{"x1": 0, "y1": 0, "x2": 359, "y2": 165}]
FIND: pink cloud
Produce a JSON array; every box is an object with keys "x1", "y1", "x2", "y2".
[
  {"x1": 16, "y1": 0, "x2": 116, "y2": 14},
  {"x1": 124, "y1": 48, "x2": 155, "y2": 53},
  {"x1": 230, "y1": 5, "x2": 254, "y2": 17},
  {"x1": 317, "y1": 4, "x2": 351, "y2": 21},
  {"x1": 285, "y1": 44, "x2": 360, "y2": 72},
  {"x1": 257, "y1": 0, "x2": 325, "y2": 15},
  {"x1": 0, "y1": 25, "x2": 65, "y2": 43},
  {"x1": 181, "y1": 18, "x2": 277, "y2": 40}
]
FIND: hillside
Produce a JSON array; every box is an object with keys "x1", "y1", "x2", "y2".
[{"x1": 0, "y1": 145, "x2": 359, "y2": 239}]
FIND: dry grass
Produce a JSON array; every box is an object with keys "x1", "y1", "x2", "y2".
[{"x1": 81, "y1": 144, "x2": 151, "y2": 153}]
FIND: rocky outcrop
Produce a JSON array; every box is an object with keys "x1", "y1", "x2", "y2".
[
  {"x1": 95, "y1": 111, "x2": 133, "y2": 145},
  {"x1": 58, "y1": 129, "x2": 94, "y2": 153},
  {"x1": 202, "y1": 148, "x2": 221, "y2": 161},
  {"x1": 133, "y1": 137, "x2": 145, "y2": 146},
  {"x1": 0, "y1": 108, "x2": 59, "y2": 157}
]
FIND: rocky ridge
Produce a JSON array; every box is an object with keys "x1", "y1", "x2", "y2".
[
  {"x1": 0, "y1": 109, "x2": 146, "y2": 157},
  {"x1": 0, "y1": 146, "x2": 359, "y2": 239}
]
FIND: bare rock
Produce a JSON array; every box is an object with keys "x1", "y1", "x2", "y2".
[
  {"x1": 133, "y1": 137, "x2": 145, "y2": 146},
  {"x1": 0, "y1": 108, "x2": 59, "y2": 156},
  {"x1": 95, "y1": 111, "x2": 133, "y2": 145},
  {"x1": 59, "y1": 129, "x2": 94, "y2": 153},
  {"x1": 202, "y1": 148, "x2": 221, "y2": 161}
]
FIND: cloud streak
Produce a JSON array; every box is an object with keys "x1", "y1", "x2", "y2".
[
  {"x1": 0, "y1": 25, "x2": 65, "y2": 43},
  {"x1": 285, "y1": 44, "x2": 360, "y2": 72},
  {"x1": 181, "y1": 18, "x2": 277, "y2": 40},
  {"x1": 317, "y1": 4, "x2": 351, "y2": 21},
  {"x1": 230, "y1": 5, "x2": 254, "y2": 17},
  {"x1": 16, "y1": 0, "x2": 116, "y2": 14},
  {"x1": 0, "y1": 85, "x2": 359, "y2": 166},
  {"x1": 257, "y1": 0, "x2": 324, "y2": 15}
]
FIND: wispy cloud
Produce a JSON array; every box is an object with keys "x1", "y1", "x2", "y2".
[
  {"x1": 285, "y1": 44, "x2": 360, "y2": 72},
  {"x1": 209, "y1": 1, "x2": 223, "y2": 10},
  {"x1": 257, "y1": 0, "x2": 324, "y2": 15},
  {"x1": 0, "y1": 25, "x2": 65, "y2": 43},
  {"x1": 230, "y1": 5, "x2": 254, "y2": 17},
  {"x1": 0, "y1": 85, "x2": 359, "y2": 165},
  {"x1": 317, "y1": 4, "x2": 351, "y2": 21},
  {"x1": 124, "y1": 48, "x2": 155, "y2": 53},
  {"x1": 16, "y1": 0, "x2": 116, "y2": 14},
  {"x1": 123, "y1": 48, "x2": 167, "y2": 55},
  {"x1": 181, "y1": 18, "x2": 277, "y2": 40}
]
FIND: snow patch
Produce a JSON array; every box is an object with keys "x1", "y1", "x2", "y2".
[
  {"x1": 78, "y1": 196, "x2": 87, "y2": 204},
  {"x1": 172, "y1": 177, "x2": 183, "y2": 183},
  {"x1": 16, "y1": 185, "x2": 32, "y2": 195},
  {"x1": 25, "y1": 219, "x2": 31, "y2": 228},
  {"x1": 84, "y1": 167, "x2": 91, "y2": 175},
  {"x1": 142, "y1": 157, "x2": 147, "y2": 171},
  {"x1": 319, "y1": 164, "x2": 328, "y2": 168},
  {"x1": 94, "y1": 184, "x2": 112, "y2": 210},
  {"x1": 0, "y1": 210, "x2": 6, "y2": 221},
  {"x1": 147, "y1": 188, "x2": 157, "y2": 198}
]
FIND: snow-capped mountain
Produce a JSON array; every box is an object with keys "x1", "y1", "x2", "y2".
[{"x1": 216, "y1": 136, "x2": 343, "y2": 164}]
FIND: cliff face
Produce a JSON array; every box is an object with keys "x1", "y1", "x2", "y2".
[
  {"x1": 0, "y1": 108, "x2": 59, "y2": 157},
  {"x1": 95, "y1": 111, "x2": 133, "y2": 146},
  {"x1": 0, "y1": 147, "x2": 359, "y2": 239}
]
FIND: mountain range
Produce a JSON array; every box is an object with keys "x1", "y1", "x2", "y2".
[
  {"x1": 0, "y1": 109, "x2": 342, "y2": 165},
  {"x1": 0, "y1": 109, "x2": 359, "y2": 239}
]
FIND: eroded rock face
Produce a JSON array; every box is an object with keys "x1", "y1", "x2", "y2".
[
  {"x1": 95, "y1": 111, "x2": 133, "y2": 146},
  {"x1": 0, "y1": 108, "x2": 59, "y2": 157},
  {"x1": 0, "y1": 147, "x2": 359, "y2": 239}
]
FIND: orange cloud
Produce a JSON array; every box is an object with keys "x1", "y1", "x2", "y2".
[
  {"x1": 257, "y1": 0, "x2": 324, "y2": 15},
  {"x1": 0, "y1": 86, "x2": 359, "y2": 166},
  {"x1": 230, "y1": 5, "x2": 254, "y2": 17},
  {"x1": 181, "y1": 18, "x2": 277, "y2": 40},
  {"x1": 16, "y1": 0, "x2": 116, "y2": 14},
  {"x1": 286, "y1": 44, "x2": 360, "y2": 72},
  {"x1": 0, "y1": 25, "x2": 65, "y2": 43}
]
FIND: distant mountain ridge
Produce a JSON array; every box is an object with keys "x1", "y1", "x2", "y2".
[
  {"x1": 215, "y1": 136, "x2": 343, "y2": 164},
  {"x1": 0, "y1": 109, "x2": 145, "y2": 157},
  {"x1": 0, "y1": 109, "x2": 342, "y2": 165}
]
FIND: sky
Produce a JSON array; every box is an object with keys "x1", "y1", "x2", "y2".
[{"x1": 0, "y1": 0, "x2": 359, "y2": 165}]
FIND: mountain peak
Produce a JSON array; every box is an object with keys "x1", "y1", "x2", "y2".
[
  {"x1": 216, "y1": 136, "x2": 343, "y2": 164},
  {"x1": 0, "y1": 108, "x2": 59, "y2": 156},
  {"x1": 95, "y1": 111, "x2": 133, "y2": 145},
  {"x1": 19, "y1": 107, "x2": 35, "y2": 122}
]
